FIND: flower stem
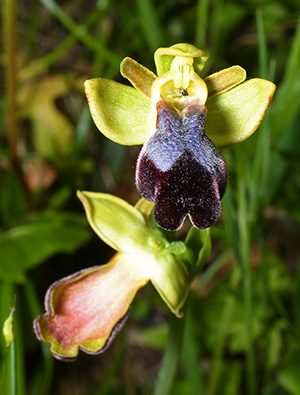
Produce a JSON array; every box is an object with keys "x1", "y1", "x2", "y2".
[
  {"x1": 153, "y1": 313, "x2": 184, "y2": 395},
  {"x1": 39, "y1": 0, "x2": 121, "y2": 67},
  {"x1": 236, "y1": 147, "x2": 255, "y2": 395},
  {"x1": 3, "y1": 0, "x2": 31, "y2": 210},
  {"x1": 207, "y1": 265, "x2": 240, "y2": 394}
]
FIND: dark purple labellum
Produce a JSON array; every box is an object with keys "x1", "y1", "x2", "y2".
[{"x1": 136, "y1": 99, "x2": 227, "y2": 231}]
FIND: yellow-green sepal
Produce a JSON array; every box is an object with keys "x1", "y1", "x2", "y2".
[
  {"x1": 84, "y1": 78, "x2": 153, "y2": 145},
  {"x1": 77, "y1": 191, "x2": 151, "y2": 253},
  {"x1": 149, "y1": 250, "x2": 190, "y2": 318},
  {"x1": 206, "y1": 78, "x2": 276, "y2": 147},
  {"x1": 154, "y1": 43, "x2": 209, "y2": 76}
]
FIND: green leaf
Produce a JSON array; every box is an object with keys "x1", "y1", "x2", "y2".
[
  {"x1": 0, "y1": 170, "x2": 27, "y2": 227},
  {"x1": 206, "y1": 78, "x2": 276, "y2": 147},
  {"x1": 278, "y1": 350, "x2": 300, "y2": 395},
  {"x1": 135, "y1": 324, "x2": 167, "y2": 350},
  {"x1": 136, "y1": 0, "x2": 164, "y2": 49},
  {"x1": 182, "y1": 300, "x2": 205, "y2": 393},
  {"x1": 84, "y1": 78, "x2": 153, "y2": 145},
  {"x1": 271, "y1": 16, "x2": 300, "y2": 136},
  {"x1": 0, "y1": 212, "x2": 91, "y2": 282},
  {"x1": 266, "y1": 320, "x2": 286, "y2": 370},
  {"x1": 217, "y1": 362, "x2": 242, "y2": 395}
]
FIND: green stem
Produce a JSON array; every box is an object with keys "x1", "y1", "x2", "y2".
[
  {"x1": 3, "y1": 0, "x2": 31, "y2": 210},
  {"x1": 222, "y1": 148, "x2": 256, "y2": 395},
  {"x1": 236, "y1": 147, "x2": 255, "y2": 395},
  {"x1": 241, "y1": 251, "x2": 255, "y2": 395},
  {"x1": 153, "y1": 313, "x2": 184, "y2": 395},
  {"x1": 136, "y1": 0, "x2": 163, "y2": 48},
  {"x1": 182, "y1": 296, "x2": 205, "y2": 393},
  {"x1": 207, "y1": 266, "x2": 240, "y2": 394},
  {"x1": 195, "y1": 0, "x2": 209, "y2": 48},
  {"x1": 19, "y1": 6, "x2": 109, "y2": 81},
  {"x1": 256, "y1": 9, "x2": 268, "y2": 79},
  {"x1": 39, "y1": 0, "x2": 121, "y2": 67},
  {"x1": 25, "y1": 279, "x2": 54, "y2": 395},
  {"x1": 9, "y1": 339, "x2": 16, "y2": 395},
  {"x1": 3, "y1": 0, "x2": 17, "y2": 169}
]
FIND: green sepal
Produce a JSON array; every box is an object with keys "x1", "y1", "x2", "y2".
[
  {"x1": 77, "y1": 191, "x2": 150, "y2": 253},
  {"x1": 121, "y1": 57, "x2": 156, "y2": 99},
  {"x1": 206, "y1": 78, "x2": 276, "y2": 147},
  {"x1": 149, "y1": 250, "x2": 190, "y2": 318},
  {"x1": 84, "y1": 78, "x2": 153, "y2": 145},
  {"x1": 154, "y1": 43, "x2": 209, "y2": 76},
  {"x1": 205, "y1": 65, "x2": 247, "y2": 98}
]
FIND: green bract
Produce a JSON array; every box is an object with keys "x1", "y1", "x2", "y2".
[{"x1": 84, "y1": 43, "x2": 276, "y2": 148}]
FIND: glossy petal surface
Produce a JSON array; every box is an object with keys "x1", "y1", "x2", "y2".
[
  {"x1": 34, "y1": 254, "x2": 149, "y2": 360},
  {"x1": 136, "y1": 99, "x2": 227, "y2": 231}
]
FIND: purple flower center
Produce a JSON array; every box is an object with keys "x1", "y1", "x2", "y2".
[{"x1": 136, "y1": 99, "x2": 227, "y2": 231}]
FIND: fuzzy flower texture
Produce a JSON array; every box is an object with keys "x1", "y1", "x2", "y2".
[{"x1": 34, "y1": 44, "x2": 275, "y2": 360}]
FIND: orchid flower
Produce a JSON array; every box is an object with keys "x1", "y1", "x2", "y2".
[
  {"x1": 34, "y1": 193, "x2": 199, "y2": 360},
  {"x1": 85, "y1": 43, "x2": 275, "y2": 231},
  {"x1": 34, "y1": 44, "x2": 275, "y2": 361}
]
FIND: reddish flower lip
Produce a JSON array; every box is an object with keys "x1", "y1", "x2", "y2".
[
  {"x1": 33, "y1": 253, "x2": 149, "y2": 360},
  {"x1": 34, "y1": 311, "x2": 130, "y2": 362}
]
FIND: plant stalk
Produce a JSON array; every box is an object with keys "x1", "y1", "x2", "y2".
[
  {"x1": 4, "y1": 0, "x2": 18, "y2": 169},
  {"x1": 153, "y1": 313, "x2": 184, "y2": 395}
]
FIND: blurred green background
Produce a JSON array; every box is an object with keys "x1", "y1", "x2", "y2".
[{"x1": 1, "y1": 0, "x2": 300, "y2": 394}]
